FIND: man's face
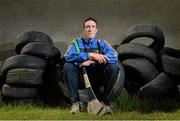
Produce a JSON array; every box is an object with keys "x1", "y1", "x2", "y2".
[{"x1": 83, "y1": 20, "x2": 98, "y2": 39}]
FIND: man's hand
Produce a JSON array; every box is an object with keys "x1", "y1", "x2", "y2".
[
  {"x1": 79, "y1": 60, "x2": 95, "y2": 67},
  {"x1": 89, "y1": 53, "x2": 109, "y2": 64}
]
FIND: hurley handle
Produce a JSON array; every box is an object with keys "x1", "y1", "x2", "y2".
[{"x1": 82, "y1": 67, "x2": 91, "y2": 88}]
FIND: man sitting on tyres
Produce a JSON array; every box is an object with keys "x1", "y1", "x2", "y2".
[{"x1": 63, "y1": 17, "x2": 119, "y2": 114}]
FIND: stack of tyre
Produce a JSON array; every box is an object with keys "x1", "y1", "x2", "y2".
[
  {"x1": 1, "y1": 31, "x2": 61, "y2": 103},
  {"x1": 144, "y1": 47, "x2": 180, "y2": 99},
  {"x1": 117, "y1": 24, "x2": 179, "y2": 99},
  {"x1": 162, "y1": 47, "x2": 180, "y2": 99}
]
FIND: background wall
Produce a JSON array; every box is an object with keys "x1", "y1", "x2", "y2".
[{"x1": 0, "y1": 0, "x2": 180, "y2": 53}]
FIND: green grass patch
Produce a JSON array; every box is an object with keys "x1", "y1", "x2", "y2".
[{"x1": 0, "y1": 90, "x2": 179, "y2": 120}]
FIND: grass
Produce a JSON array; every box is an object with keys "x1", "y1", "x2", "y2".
[{"x1": 0, "y1": 90, "x2": 179, "y2": 120}]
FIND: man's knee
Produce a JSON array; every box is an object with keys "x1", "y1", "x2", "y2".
[
  {"x1": 63, "y1": 62, "x2": 77, "y2": 73},
  {"x1": 105, "y1": 62, "x2": 119, "y2": 73}
]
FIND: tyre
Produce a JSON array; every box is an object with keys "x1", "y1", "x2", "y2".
[
  {"x1": 139, "y1": 72, "x2": 176, "y2": 99},
  {"x1": 122, "y1": 58, "x2": 159, "y2": 83},
  {"x1": 123, "y1": 58, "x2": 159, "y2": 94},
  {"x1": 2, "y1": 97, "x2": 35, "y2": 104},
  {"x1": 57, "y1": 63, "x2": 69, "y2": 98},
  {"x1": 14, "y1": 31, "x2": 53, "y2": 54},
  {"x1": 106, "y1": 61, "x2": 125, "y2": 101},
  {"x1": 117, "y1": 43, "x2": 157, "y2": 64},
  {"x1": 0, "y1": 61, "x2": 4, "y2": 89},
  {"x1": 2, "y1": 84, "x2": 38, "y2": 98},
  {"x1": 112, "y1": 44, "x2": 120, "y2": 50},
  {"x1": 51, "y1": 47, "x2": 61, "y2": 62},
  {"x1": 124, "y1": 65, "x2": 145, "y2": 94},
  {"x1": 54, "y1": 41, "x2": 68, "y2": 56},
  {"x1": 58, "y1": 81, "x2": 68, "y2": 98},
  {"x1": 121, "y1": 24, "x2": 165, "y2": 53},
  {"x1": 39, "y1": 62, "x2": 65, "y2": 101},
  {"x1": 178, "y1": 85, "x2": 180, "y2": 99},
  {"x1": 6, "y1": 68, "x2": 43, "y2": 86},
  {"x1": 2, "y1": 55, "x2": 47, "y2": 76},
  {"x1": 161, "y1": 47, "x2": 180, "y2": 58},
  {"x1": 21, "y1": 42, "x2": 54, "y2": 59},
  {"x1": 161, "y1": 47, "x2": 180, "y2": 77}
]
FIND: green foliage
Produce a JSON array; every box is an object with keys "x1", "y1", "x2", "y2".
[{"x1": 111, "y1": 90, "x2": 180, "y2": 113}]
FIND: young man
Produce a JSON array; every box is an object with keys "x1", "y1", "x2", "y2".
[{"x1": 63, "y1": 17, "x2": 119, "y2": 114}]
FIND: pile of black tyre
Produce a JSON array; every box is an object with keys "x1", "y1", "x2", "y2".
[
  {"x1": 116, "y1": 24, "x2": 180, "y2": 99},
  {"x1": 0, "y1": 31, "x2": 62, "y2": 103}
]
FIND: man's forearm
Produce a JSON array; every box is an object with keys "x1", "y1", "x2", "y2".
[
  {"x1": 88, "y1": 52, "x2": 94, "y2": 60},
  {"x1": 88, "y1": 52, "x2": 107, "y2": 64}
]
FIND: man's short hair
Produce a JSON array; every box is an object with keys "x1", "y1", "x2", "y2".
[{"x1": 83, "y1": 17, "x2": 98, "y2": 28}]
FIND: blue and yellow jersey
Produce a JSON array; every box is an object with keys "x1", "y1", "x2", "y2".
[{"x1": 64, "y1": 35, "x2": 118, "y2": 64}]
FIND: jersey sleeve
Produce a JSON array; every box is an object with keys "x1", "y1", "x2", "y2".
[
  {"x1": 64, "y1": 41, "x2": 89, "y2": 63},
  {"x1": 100, "y1": 40, "x2": 118, "y2": 63}
]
